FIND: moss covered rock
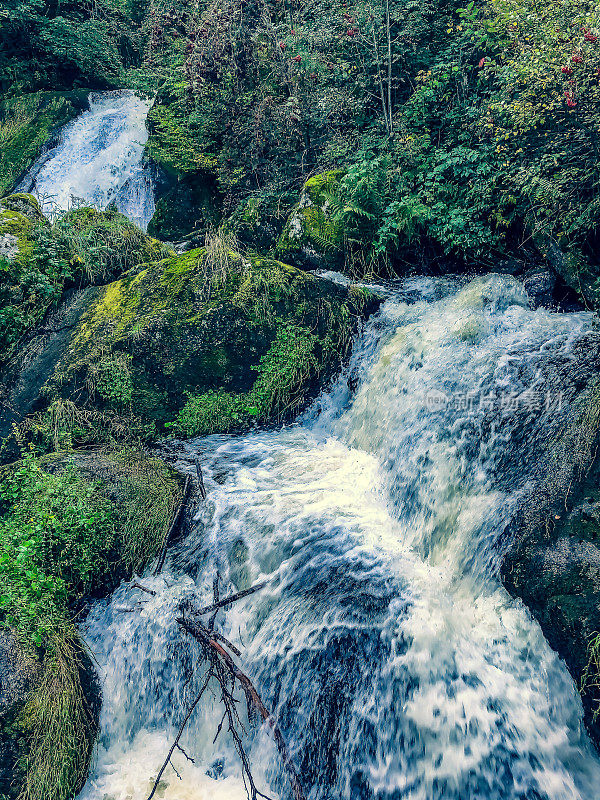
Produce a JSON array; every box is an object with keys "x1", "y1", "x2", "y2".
[
  {"x1": 46, "y1": 240, "x2": 378, "y2": 434},
  {"x1": 277, "y1": 170, "x2": 345, "y2": 270},
  {"x1": 0, "y1": 203, "x2": 173, "y2": 376},
  {"x1": 0, "y1": 194, "x2": 40, "y2": 267}
]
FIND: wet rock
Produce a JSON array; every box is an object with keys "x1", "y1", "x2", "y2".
[
  {"x1": 0, "y1": 632, "x2": 40, "y2": 798},
  {"x1": 502, "y1": 450, "x2": 600, "y2": 746},
  {"x1": 523, "y1": 269, "x2": 556, "y2": 308},
  {"x1": 0, "y1": 633, "x2": 39, "y2": 724}
]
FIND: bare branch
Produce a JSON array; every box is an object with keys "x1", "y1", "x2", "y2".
[
  {"x1": 178, "y1": 615, "x2": 306, "y2": 800},
  {"x1": 186, "y1": 581, "x2": 267, "y2": 617},
  {"x1": 146, "y1": 667, "x2": 213, "y2": 800},
  {"x1": 154, "y1": 474, "x2": 192, "y2": 575}
]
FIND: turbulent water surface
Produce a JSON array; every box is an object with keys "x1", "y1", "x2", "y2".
[
  {"x1": 77, "y1": 274, "x2": 600, "y2": 800},
  {"x1": 18, "y1": 90, "x2": 155, "y2": 229}
]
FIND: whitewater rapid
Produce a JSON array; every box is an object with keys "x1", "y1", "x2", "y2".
[
  {"x1": 78, "y1": 274, "x2": 600, "y2": 800},
  {"x1": 18, "y1": 90, "x2": 155, "y2": 230}
]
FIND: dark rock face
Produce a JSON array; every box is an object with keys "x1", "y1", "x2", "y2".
[
  {"x1": 502, "y1": 455, "x2": 600, "y2": 746},
  {"x1": 0, "y1": 286, "x2": 98, "y2": 442},
  {"x1": 147, "y1": 174, "x2": 220, "y2": 243},
  {"x1": 0, "y1": 633, "x2": 40, "y2": 798},
  {"x1": 523, "y1": 269, "x2": 556, "y2": 308},
  {"x1": 0, "y1": 633, "x2": 39, "y2": 723}
]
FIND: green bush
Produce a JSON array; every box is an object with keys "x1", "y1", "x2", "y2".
[{"x1": 0, "y1": 452, "x2": 116, "y2": 645}]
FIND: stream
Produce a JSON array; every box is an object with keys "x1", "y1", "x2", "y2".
[
  {"x1": 23, "y1": 93, "x2": 600, "y2": 800},
  {"x1": 77, "y1": 275, "x2": 600, "y2": 800}
]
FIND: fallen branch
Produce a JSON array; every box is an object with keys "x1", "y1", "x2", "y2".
[
  {"x1": 145, "y1": 577, "x2": 305, "y2": 800},
  {"x1": 195, "y1": 457, "x2": 207, "y2": 500},
  {"x1": 178, "y1": 614, "x2": 306, "y2": 800},
  {"x1": 154, "y1": 474, "x2": 192, "y2": 575},
  {"x1": 185, "y1": 581, "x2": 267, "y2": 617},
  {"x1": 146, "y1": 667, "x2": 213, "y2": 800},
  {"x1": 131, "y1": 580, "x2": 157, "y2": 596}
]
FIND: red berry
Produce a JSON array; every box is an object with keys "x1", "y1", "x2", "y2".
[
  {"x1": 585, "y1": 33, "x2": 597, "y2": 42},
  {"x1": 572, "y1": 54, "x2": 583, "y2": 63},
  {"x1": 561, "y1": 66, "x2": 573, "y2": 75}
]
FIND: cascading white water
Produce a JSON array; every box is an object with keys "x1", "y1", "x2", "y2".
[
  {"x1": 18, "y1": 90, "x2": 155, "y2": 230},
  {"x1": 78, "y1": 274, "x2": 600, "y2": 800}
]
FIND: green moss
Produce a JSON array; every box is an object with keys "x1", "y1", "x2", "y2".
[
  {"x1": 46, "y1": 235, "x2": 375, "y2": 433},
  {"x1": 0, "y1": 92, "x2": 87, "y2": 198},
  {"x1": 0, "y1": 206, "x2": 35, "y2": 268},
  {"x1": 0, "y1": 195, "x2": 46, "y2": 225},
  {"x1": 146, "y1": 104, "x2": 217, "y2": 177},
  {"x1": 277, "y1": 170, "x2": 345, "y2": 267},
  {"x1": 0, "y1": 202, "x2": 170, "y2": 371}
]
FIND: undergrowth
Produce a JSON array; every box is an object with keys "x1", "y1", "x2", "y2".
[
  {"x1": 169, "y1": 321, "x2": 319, "y2": 437},
  {"x1": 0, "y1": 446, "x2": 181, "y2": 800}
]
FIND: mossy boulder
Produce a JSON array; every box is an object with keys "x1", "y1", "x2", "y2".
[
  {"x1": 0, "y1": 203, "x2": 171, "y2": 374},
  {"x1": 534, "y1": 233, "x2": 600, "y2": 309},
  {"x1": 277, "y1": 170, "x2": 345, "y2": 270},
  {"x1": 0, "y1": 194, "x2": 41, "y2": 267},
  {"x1": 45, "y1": 243, "x2": 378, "y2": 434}
]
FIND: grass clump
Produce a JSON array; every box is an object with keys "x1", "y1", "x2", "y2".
[{"x1": 16, "y1": 627, "x2": 96, "y2": 800}]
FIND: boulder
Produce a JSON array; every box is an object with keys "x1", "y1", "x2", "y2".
[
  {"x1": 522, "y1": 269, "x2": 556, "y2": 308},
  {"x1": 277, "y1": 171, "x2": 345, "y2": 270},
  {"x1": 502, "y1": 398, "x2": 600, "y2": 746},
  {"x1": 44, "y1": 243, "x2": 379, "y2": 434},
  {"x1": 0, "y1": 632, "x2": 40, "y2": 798}
]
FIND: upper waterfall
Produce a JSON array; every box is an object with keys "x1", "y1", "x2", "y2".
[{"x1": 18, "y1": 90, "x2": 155, "y2": 230}]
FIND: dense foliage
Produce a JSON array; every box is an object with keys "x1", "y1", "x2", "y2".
[
  {"x1": 0, "y1": 0, "x2": 149, "y2": 96},
  {"x1": 0, "y1": 448, "x2": 180, "y2": 800},
  {"x1": 140, "y1": 0, "x2": 600, "y2": 285}
]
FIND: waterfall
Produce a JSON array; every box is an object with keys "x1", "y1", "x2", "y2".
[
  {"x1": 78, "y1": 274, "x2": 600, "y2": 800},
  {"x1": 18, "y1": 90, "x2": 155, "y2": 230}
]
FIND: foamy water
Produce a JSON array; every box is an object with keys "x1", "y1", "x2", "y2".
[
  {"x1": 19, "y1": 90, "x2": 155, "y2": 230},
  {"x1": 79, "y1": 274, "x2": 600, "y2": 800}
]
